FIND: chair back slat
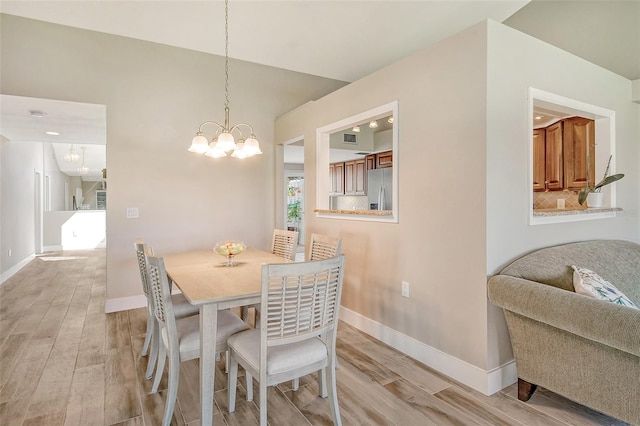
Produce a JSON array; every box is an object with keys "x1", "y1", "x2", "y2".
[
  {"x1": 308, "y1": 233, "x2": 342, "y2": 261},
  {"x1": 135, "y1": 241, "x2": 151, "y2": 298},
  {"x1": 262, "y1": 256, "x2": 345, "y2": 345},
  {"x1": 146, "y1": 255, "x2": 176, "y2": 335},
  {"x1": 272, "y1": 229, "x2": 299, "y2": 261}
]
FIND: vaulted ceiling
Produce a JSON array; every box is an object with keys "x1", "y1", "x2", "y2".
[{"x1": 1, "y1": 1, "x2": 637, "y2": 166}]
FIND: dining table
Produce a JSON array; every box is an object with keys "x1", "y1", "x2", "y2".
[{"x1": 162, "y1": 246, "x2": 290, "y2": 426}]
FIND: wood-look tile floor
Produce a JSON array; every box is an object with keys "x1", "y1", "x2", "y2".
[{"x1": 0, "y1": 249, "x2": 630, "y2": 425}]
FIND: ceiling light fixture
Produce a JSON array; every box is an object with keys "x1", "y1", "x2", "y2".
[
  {"x1": 369, "y1": 121, "x2": 378, "y2": 129},
  {"x1": 46, "y1": 131, "x2": 60, "y2": 136},
  {"x1": 29, "y1": 110, "x2": 46, "y2": 118},
  {"x1": 78, "y1": 146, "x2": 89, "y2": 175},
  {"x1": 388, "y1": 117, "x2": 394, "y2": 124},
  {"x1": 188, "y1": 0, "x2": 261, "y2": 159},
  {"x1": 352, "y1": 125, "x2": 360, "y2": 132},
  {"x1": 64, "y1": 144, "x2": 79, "y2": 163}
]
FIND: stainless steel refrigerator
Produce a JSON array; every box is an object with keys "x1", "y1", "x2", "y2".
[{"x1": 367, "y1": 168, "x2": 392, "y2": 210}]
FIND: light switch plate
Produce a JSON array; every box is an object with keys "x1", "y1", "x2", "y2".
[{"x1": 401, "y1": 281, "x2": 410, "y2": 298}]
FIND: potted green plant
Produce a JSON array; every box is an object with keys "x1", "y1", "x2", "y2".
[
  {"x1": 578, "y1": 155, "x2": 624, "y2": 207},
  {"x1": 287, "y1": 200, "x2": 302, "y2": 231}
]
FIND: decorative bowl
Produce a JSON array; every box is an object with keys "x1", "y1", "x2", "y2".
[{"x1": 213, "y1": 241, "x2": 246, "y2": 266}]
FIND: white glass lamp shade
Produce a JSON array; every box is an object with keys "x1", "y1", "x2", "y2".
[
  {"x1": 205, "y1": 140, "x2": 227, "y2": 158},
  {"x1": 242, "y1": 136, "x2": 262, "y2": 156},
  {"x1": 216, "y1": 132, "x2": 236, "y2": 152},
  {"x1": 78, "y1": 165, "x2": 89, "y2": 175},
  {"x1": 189, "y1": 133, "x2": 209, "y2": 153},
  {"x1": 231, "y1": 142, "x2": 248, "y2": 159}
]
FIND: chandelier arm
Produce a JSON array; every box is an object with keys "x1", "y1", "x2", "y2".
[
  {"x1": 197, "y1": 120, "x2": 225, "y2": 134},
  {"x1": 229, "y1": 123, "x2": 256, "y2": 140}
]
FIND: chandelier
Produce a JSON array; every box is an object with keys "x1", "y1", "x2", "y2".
[
  {"x1": 64, "y1": 144, "x2": 79, "y2": 163},
  {"x1": 188, "y1": 0, "x2": 261, "y2": 159},
  {"x1": 78, "y1": 146, "x2": 89, "y2": 175}
]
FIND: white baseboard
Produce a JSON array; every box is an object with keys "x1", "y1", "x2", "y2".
[
  {"x1": 105, "y1": 294, "x2": 147, "y2": 313},
  {"x1": 339, "y1": 306, "x2": 517, "y2": 395},
  {"x1": 1, "y1": 254, "x2": 36, "y2": 285},
  {"x1": 105, "y1": 287, "x2": 184, "y2": 313}
]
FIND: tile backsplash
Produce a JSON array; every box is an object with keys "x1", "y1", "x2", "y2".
[
  {"x1": 533, "y1": 190, "x2": 586, "y2": 210},
  {"x1": 332, "y1": 195, "x2": 369, "y2": 211}
]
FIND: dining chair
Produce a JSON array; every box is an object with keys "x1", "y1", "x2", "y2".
[
  {"x1": 271, "y1": 228, "x2": 299, "y2": 261},
  {"x1": 145, "y1": 253, "x2": 250, "y2": 426},
  {"x1": 227, "y1": 255, "x2": 346, "y2": 426},
  {"x1": 241, "y1": 228, "x2": 300, "y2": 324},
  {"x1": 134, "y1": 239, "x2": 199, "y2": 381},
  {"x1": 307, "y1": 233, "x2": 343, "y2": 261},
  {"x1": 290, "y1": 232, "x2": 343, "y2": 390}
]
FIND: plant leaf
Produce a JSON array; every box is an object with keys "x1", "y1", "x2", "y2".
[
  {"x1": 593, "y1": 173, "x2": 624, "y2": 191},
  {"x1": 578, "y1": 187, "x2": 589, "y2": 205}
]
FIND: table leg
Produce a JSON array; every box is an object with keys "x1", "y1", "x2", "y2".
[{"x1": 200, "y1": 303, "x2": 218, "y2": 426}]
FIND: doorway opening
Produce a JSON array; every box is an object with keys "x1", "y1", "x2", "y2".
[{"x1": 282, "y1": 137, "x2": 305, "y2": 259}]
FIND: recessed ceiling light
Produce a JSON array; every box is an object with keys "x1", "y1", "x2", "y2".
[
  {"x1": 352, "y1": 125, "x2": 360, "y2": 132},
  {"x1": 45, "y1": 131, "x2": 61, "y2": 136},
  {"x1": 388, "y1": 117, "x2": 394, "y2": 124},
  {"x1": 29, "y1": 110, "x2": 46, "y2": 118},
  {"x1": 369, "y1": 121, "x2": 378, "y2": 129}
]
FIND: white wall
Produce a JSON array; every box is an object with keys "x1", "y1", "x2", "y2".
[
  {"x1": 0, "y1": 137, "x2": 43, "y2": 281},
  {"x1": 276, "y1": 19, "x2": 640, "y2": 394},
  {"x1": 43, "y1": 143, "x2": 67, "y2": 211},
  {"x1": 485, "y1": 20, "x2": 640, "y2": 367},
  {"x1": 0, "y1": 14, "x2": 346, "y2": 305}
]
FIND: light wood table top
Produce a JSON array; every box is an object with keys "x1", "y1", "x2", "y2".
[{"x1": 164, "y1": 248, "x2": 289, "y2": 305}]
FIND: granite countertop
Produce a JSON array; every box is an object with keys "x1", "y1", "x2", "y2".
[
  {"x1": 533, "y1": 207, "x2": 622, "y2": 216},
  {"x1": 314, "y1": 209, "x2": 393, "y2": 216}
]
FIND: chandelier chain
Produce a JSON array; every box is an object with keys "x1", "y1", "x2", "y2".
[
  {"x1": 224, "y1": 0, "x2": 230, "y2": 110},
  {"x1": 188, "y1": 0, "x2": 262, "y2": 157}
]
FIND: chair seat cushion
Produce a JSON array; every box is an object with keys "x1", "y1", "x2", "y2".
[
  {"x1": 228, "y1": 329, "x2": 328, "y2": 375},
  {"x1": 171, "y1": 293, "x2": 200, "y2": 318},
  {"x1": 176, "y1": 310, "x2": 249, "y2": 360}
]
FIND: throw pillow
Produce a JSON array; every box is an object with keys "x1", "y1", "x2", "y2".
[{"x1": 571, "y1": 266, "x2": 639, "y2": 309}]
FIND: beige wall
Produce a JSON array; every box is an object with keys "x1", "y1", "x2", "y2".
[
  {"x1": 276, "y1": 21, "x2": 490, "y2": 372},
  {"x1": 0, "y1": 14, "x2": 346, "y2": 301},
  {"x1": 276, "y1": 19, "x2": 640, "y2": 393}
]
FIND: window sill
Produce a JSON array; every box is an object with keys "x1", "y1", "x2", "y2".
[
  {"x1": 314, "y1": 209, "x2": 392, "y2": 216},
  {"x1": 530, "y1": 207, "x2": 622, "y2": 225},
  {"x1": 314, "y1": 209, "x2": 397, "y2": 223}
]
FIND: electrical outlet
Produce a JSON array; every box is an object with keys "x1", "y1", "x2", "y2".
[
  {"x1": 401, "y1": 281, "x2": 410, "y2": 298},
  {"x1": 126, "y1": 207, "x2": 139, "y2": 219}
]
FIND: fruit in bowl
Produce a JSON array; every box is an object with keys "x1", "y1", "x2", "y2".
[{"x1": 214, "y1": 241, "x2": 246, "y2": 266}]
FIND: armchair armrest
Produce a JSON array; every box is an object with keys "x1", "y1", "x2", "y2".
[{"x1": 488, "y1": 275, "x2": 640, "y2": 357}]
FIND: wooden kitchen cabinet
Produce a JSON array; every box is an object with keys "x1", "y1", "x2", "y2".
[
  {"x1": 532, "y1": 117, "x2": 595, "y2": 192},
  {"x1": 345, "y1": 158, "x2": 366, "y2": 195},
  {"x1": 563, "y1": 117, "x2": 595, "y2": 190},
  {"x1": 375, "y1": 151, "x2": 393, "y2": 168},
  {"x1": 532, "y1": 129, "x2": 546, "y2": 191},
  {"x1": 329, "y1": 162, "x2": 344, "y2": 195},
  {"x1": 365, "y1": 154, "x2": 376, "y2": 171},
  {"x1": 545, "y1": 121, "x2": 564, "y2": 191}
]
